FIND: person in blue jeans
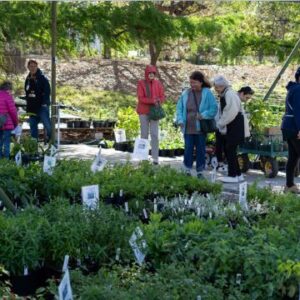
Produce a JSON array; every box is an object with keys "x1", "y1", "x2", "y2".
[
  {"x1": 24, "y1": 59, "x2": 51, "y2": 142},
  {"x1": 176, "y1": 71, "x2": 217, "y2": 178}
]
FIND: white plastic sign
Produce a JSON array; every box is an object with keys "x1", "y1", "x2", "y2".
[
  {"x1": 13, "y1": 125, "x2": 23, "y2": 137},
  {"x1": 91, "y1": 149, "x2": 107, "y2": 173},
  {"x1": 62, "y1": 255, "x2": 69, "y2": 273},
  {"x1": 15, "y1": 150, "x2": 22, "y2": 166},
  {"x1": 43, "y1": 155, "x2": 56, "y2": 175},
  {"x1": 129, "y1": 226, "x2": 147, "y2": 266},
  {"x1": 81, "y1": 185, "x2": 99, "y2": 210},
  {"x1": 50, "y1": 145, "x2": 58, "y2": 157},
  {"x1": 132, "y1": 138, "x2": 149, "y2": 161},
  {"x1": 239, "y1": 182, "x2": 248, "y2": 211},
  {"x1": 210, "y1": 168, "x2": 216, "y2": 183},
  {"x1": 58, "y1": 269, "x2": 73, "y2": 300},
  {"x1": 114, "y1": 129, "x2": 126, "y2": 143},
  {"x1": 159, "y1": 129, "x2": 167, "y2": 141}
]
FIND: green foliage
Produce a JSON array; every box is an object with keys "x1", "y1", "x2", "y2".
[{"x1": 116, "y1": 107, "x2": 139, "y2": 140}]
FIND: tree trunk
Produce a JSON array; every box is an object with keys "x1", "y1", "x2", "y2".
[
  {"x1": 103, "y1": 43, "x2": 111, "y2": 59},
  {"x1": 149, "y1": 41, "x2": 161, "y2": 66}
]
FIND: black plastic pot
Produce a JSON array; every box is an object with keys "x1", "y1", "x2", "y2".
[
  {"x1": 22, "y1": 154, "x2": 44, "y2": 166},
  {"x1": 74, "y1": 120, "x2": 81, "y2": 128},
  {"x1": 80, "y1": 121, "x2": 91, "y2": 128},
  {"x1": 10, "y1": 269, "x2": 45, "y2": 296},
  {"x1": 67, "y1": 121, "x2": 74, "y2": 128}
]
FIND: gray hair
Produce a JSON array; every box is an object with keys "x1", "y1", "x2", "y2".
[{"x1": 213, "y1": 75, "x2": 230, "y2": 87}]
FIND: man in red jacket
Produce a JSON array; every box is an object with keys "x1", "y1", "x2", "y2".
[
  {"x1": 0, "y1": 81, "x2": 18, "y2": 158},
  {"x1": 137, "y1": 65, "x2": 165, "y2": 164}
]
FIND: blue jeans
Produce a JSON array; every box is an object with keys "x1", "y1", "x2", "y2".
[
  {"x1": 0, "y1": 130, "x2": 11, "y2": 159},
  {"x1": 184, "y1": 134, "x2": 206, "y2": 172},
  {"x1": 29, "y1": 106, "x2": 51, "y2": 141}
]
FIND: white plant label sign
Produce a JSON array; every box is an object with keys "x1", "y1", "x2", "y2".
[
  {"x1": 13, "y1": 125, "x2": 23, "y2": 137},
  {"x1": 43, "y1": 155, "x2": 56, "y2": 175},
  {"x1": 58, "y1": 269, "x2": 73, "y2": 300},
  {"x1": 15, "y1": 150, "x2": 22, "y2": 166},
  {"x1": 210, "y1": 168, "x2": 217, "y2": 183},
  {"x1": 81, "y1": 185, "x2": 99, "y2": 210},
  {"x1": 239, "y1": 182, "x2": 249, "y2": 211},
  {"x1": 91, "y1": 149, "x2": 107, "y2": 173},
  {"x1": 159, "y1": 129, "x2": 167, "y2": 141},
  {"x1": 132, "y1": 138, "x2": 149, "y2": 161},
  {"x1": 62, "y1": 255, "x2": 69, "y2": 273},
  {"x1": 114, "y1": 129, "x2": 126, "y2": 143},
  {"x1": 129, "y1": 226, "x2": 147, "y2": 266},
  {"x1": 50, "y1": 145, "x2": 58, "y2": 157}
]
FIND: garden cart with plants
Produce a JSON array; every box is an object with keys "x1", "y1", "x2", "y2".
[
  {"x1": 238, "y1": 132, "x2": 288, "y2": 178},
  {"x1": 237, "y1": 37, "x2": 300, "y2": 178}
]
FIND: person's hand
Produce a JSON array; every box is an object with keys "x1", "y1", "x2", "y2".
[{"x1": 297, "y1": 131, "x2": 300, "y2": 139}]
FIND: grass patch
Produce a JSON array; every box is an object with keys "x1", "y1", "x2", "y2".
[{"x1": 57, "y1": 86, "x2": 137, "y2": 120}]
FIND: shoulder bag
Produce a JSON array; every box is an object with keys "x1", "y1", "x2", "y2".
[
  {"x1": 192, "y1": 91, "x2": 217, "y2": 134},
  {"x1": 144, "y1": 81, "x2": 165, "y2": 121}
]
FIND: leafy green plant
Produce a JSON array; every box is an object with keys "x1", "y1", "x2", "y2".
[{"x1": 116, "y1": 107, "x2": 139, "y2": 140}]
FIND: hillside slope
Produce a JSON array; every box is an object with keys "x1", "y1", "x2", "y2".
[{"x1": 34, "y1": 58, "x2": 298, "y2": 102}]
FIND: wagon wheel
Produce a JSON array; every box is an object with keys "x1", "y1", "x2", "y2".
[
  {"x1": 264, "y1": 157, "x2": 279, "y2": 178},
  {"x1": 237, "y1": 154, "x2": 250, "y2": 173},
  {"x1": 259, "y1": 156, "x2": 266, "y2": 171}
]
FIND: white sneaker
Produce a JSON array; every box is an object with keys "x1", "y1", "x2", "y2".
[
  {"x1": 219, "y1": 176, "x2": 239, "y2": 183},
  {"x1": 238, "y1": 175, "x2": 245, "y2": 182}
]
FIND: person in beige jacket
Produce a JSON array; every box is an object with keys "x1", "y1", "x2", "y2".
[{"x1": 214, "y1": 76, "x2": 247, "y2": 183}]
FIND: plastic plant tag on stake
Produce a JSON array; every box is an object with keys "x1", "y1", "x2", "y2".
[
  {"x1": 114, "y1": 129, "x2": 126, "y2": 143},
  {"x1": 43, "y1": 155, "x2": 56, "y2": 175},
  {"x1": 58, "y1": 269, "x2": 73, "y2": 300},
  {"x1": 132, "y1": 138, "x2": 150, "y2": 161},
  {"x1": 129, "y1": 226, "x2": 147, "y2": 266},
  {"x1": 24, "y1": 266, "x2": 28, "y2": 276},
  {"x1": 236, "y1": 273, "x2": 242, "y2": 285},
  {"x1": 50, "y1": 144, "x2": 58, "y2": 157},
  {"x1": 211, "y1": 167, "x2": 217, "y2": 183},
  {"x1": 91, "y1": 148, "x2": 107, "y2": 173},
  {"x1": 239, "y1": 182, "x2": 248, "y2": 211},
  {"x1": 15, "y1": 150, "x2": 22, "y2": 166},
  {"x1": 62, "y1": 255, "x2": 69, "y2": 273},
  {"x1": 115, "y1": 248, "x2": 121, "y2": 261},
  {"x1": 81, "y1": 185, "x2": 99, "y2": 210}
]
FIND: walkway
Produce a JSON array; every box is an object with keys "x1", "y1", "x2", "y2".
[{"x1": 58, "y1": 144, "x2": 298, "y2": 194}]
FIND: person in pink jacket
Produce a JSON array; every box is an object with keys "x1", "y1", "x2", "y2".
[
  {"x1": 136, "y1": 65, "x2": 165, "y2": 164},
  {"x1": 0, "y1": 81, "x2": 18, "y2": 159}
]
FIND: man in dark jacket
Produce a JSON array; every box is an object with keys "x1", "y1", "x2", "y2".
[
  {"x1": 281, "y1": 67, "x2": 300, "y2": 193},
  {"x1": 25, "y1": 59, "x2": 51, "y2": 142}
]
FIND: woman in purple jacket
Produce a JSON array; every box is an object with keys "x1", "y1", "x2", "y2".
[{"x1": 0, "y1": 81, "x2": 18, "y2": 159}]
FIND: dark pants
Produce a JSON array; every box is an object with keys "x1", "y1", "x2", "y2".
[
  {"x1": 29, "y1": 106, "x2": 51, "y2": 141},
  {"x1": 0, "y1": 130, "x2": 11, "y2": 158},
  {"x1": 215, "y1": 131, "x2": 227, "y2": 163},
  {"x1": 286, "y1": 138, "x2": 300, "y2": 187},
  {"x1": 184, "y1": 134, "x2": 206, "y2": 172},
  {"x1": 225, "y1": 142, "x2": 241, "y2": 177}
]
